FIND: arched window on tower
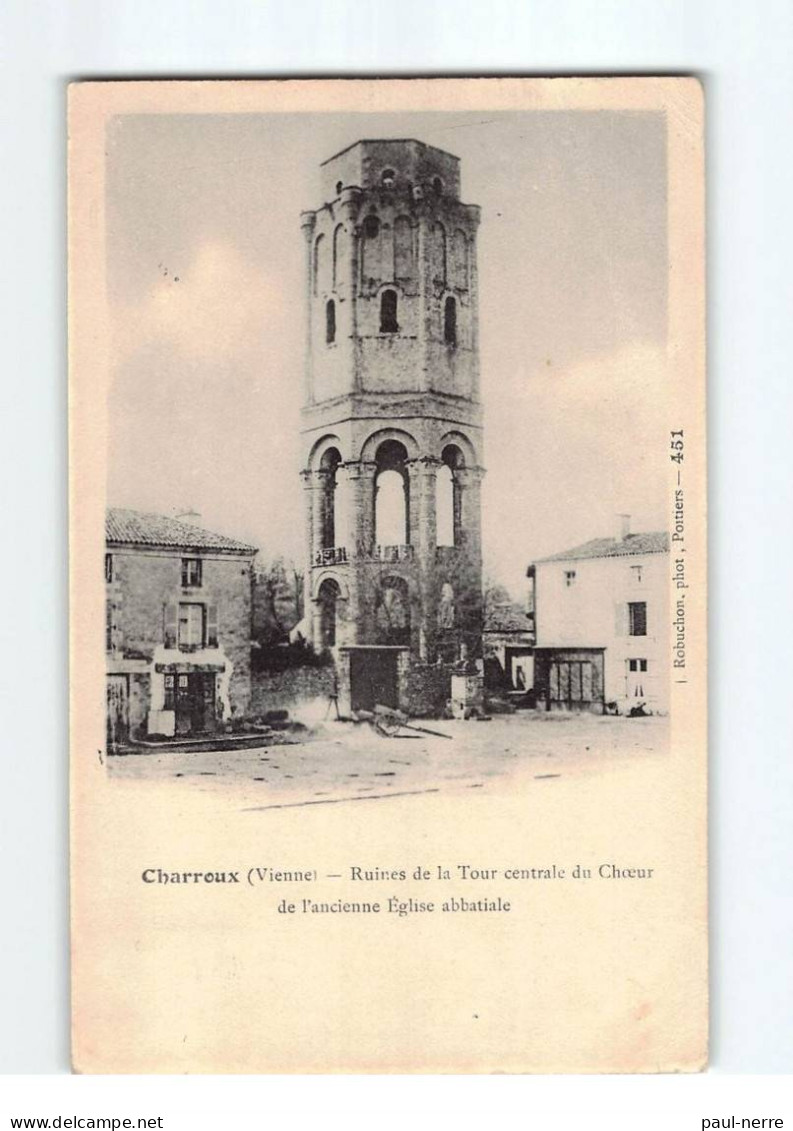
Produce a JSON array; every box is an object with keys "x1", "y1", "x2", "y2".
[
  {"x1": 374, "y1": 440, "x2": 409, "y2": 547},
  {"x1": 437, "y1": 444, "x2": 465, "y2": 547},
  {"x1": 444, "y1": 296, "x2": 457, "y2": 346},
  {"x1": 436, "y1": 463, "x2": 455, "y2": 547},
  {"x1": 325, "y1": 299, "x2": 336, "y2": 344},
  {"x1": 320, "y1": 448, "x2": 342, "y2": 550},
  {"x1": 380, "y1": 289, "x2": 399, "y2": 333},
  {"x1": 318, "y1": 578, "x2": 341, "y2": 649}
]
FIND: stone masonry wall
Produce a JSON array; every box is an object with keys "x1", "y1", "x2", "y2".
[
  {"x1": 402, "y1": 661, "x2": 454, "y2": 718},
  {"x1": 250, "y1": 665, "x2": 337, "y2": 716}
]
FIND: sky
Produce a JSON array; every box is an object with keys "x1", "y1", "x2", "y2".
[{"x1": 106, "y1": 109, "x2": 668, "y2": 597}]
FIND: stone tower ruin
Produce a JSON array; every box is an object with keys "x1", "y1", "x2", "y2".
[{"x1": 300, "y1": 139, "x2": 484, "y2": 716}]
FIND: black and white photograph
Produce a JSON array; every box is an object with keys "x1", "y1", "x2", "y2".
[
  {"x1": 103, "y1": 110, "x2": 675, "y2": 802},
  {"x1": 68, "y1": 78, "x2": 707, "y2": 1075}
]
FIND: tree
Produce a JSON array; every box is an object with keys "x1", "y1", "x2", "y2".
[
  {"x1": 483, "y1": 576, "x2": 513, "y2": 620},
  {"x1": 252, "y1": 556, "x2": 304, "y2": 646}
]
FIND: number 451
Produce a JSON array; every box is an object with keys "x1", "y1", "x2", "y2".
[{"x1": 670, "y1": 430, "x2": 684, "y2": 463}]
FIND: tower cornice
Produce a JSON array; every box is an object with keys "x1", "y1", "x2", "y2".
[{"x1": 301, "y1": 391, "x2": 483, "y2": 432}]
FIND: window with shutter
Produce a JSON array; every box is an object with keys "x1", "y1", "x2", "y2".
[
  {"x1": 163, "y1": 603, "x2": 178, "y2": 649},
  {"x1": 628, "y1": 602, "x2": 647, "y2": 636},
  {"x1": 614, "y1": 602, "x2": 628, "y2": 636},
  {"x1": 206, "y1": 604, "x2": 219, "y2": 648},
  {"x1": 181, "y1": 558, "x2": 202, "y2": 588},
  {"x1": 178, "y1": 603, "x2": 205, "y2": 650}
]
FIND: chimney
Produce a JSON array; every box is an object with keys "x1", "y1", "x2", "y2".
[
  {"x1": 175, "y1": 508, "x2": 201, "y2": 526},
  {"x1": 617, "y1": 513, "x2": 631, "y2": 542}
]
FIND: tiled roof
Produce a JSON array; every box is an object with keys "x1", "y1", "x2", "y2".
[
  {"x1": 484, "y1": 604, "x2": 533, "y2": 633},
  {"x1": 106, "y1": 508, "x2": 256, "y2": 553},
  {"x1": 535, "y1": 531, "x2": 669, "y2": 564}
]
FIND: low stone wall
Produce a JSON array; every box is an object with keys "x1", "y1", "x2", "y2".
[
  {"x1": 250, "y1": 665, "x2": 337, "y2": 717},
  {"x1": 252, "y1": 658, "x2": 456, "y2": 721}
]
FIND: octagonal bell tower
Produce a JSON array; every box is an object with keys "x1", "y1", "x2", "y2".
[{"x1": 300, "y1": 139, "x2": 484, "y2": 714}]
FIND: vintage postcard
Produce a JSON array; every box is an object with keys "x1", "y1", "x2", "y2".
[{"x1": 69, "y1": 77, "x2": 707, "y2": 1073}]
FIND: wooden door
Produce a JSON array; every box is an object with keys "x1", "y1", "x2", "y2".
[
  {"x1": 174, "y1": 672, "x2": 217, "y2": 735},
  {"x1": 549, "y1": 660, "x2": 595, "y2": 708},
  {"x1": 349, "y1": 650, "x2": 398, "y2": 713},
  {"x1": 175, "y1": 674, "x2": 192, "y2": 735},
  {"x1": 106, "y1": 675, "x2": 129, "y2": 747},
  {"x1": 627, "y1": 658, "x2": 648, "y2": 702}
]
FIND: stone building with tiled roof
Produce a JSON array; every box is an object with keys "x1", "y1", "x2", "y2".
[
  {"x1": 105, "y1": 508, "x2": 257, "y2": 745},
  {"x1": 482, "y1": 601, "x2": 535, "y2": 693},
  {"x1": 536, "y1": 530, "x2": 669, "y2": 563},
  {"x1": 527, "y1": 517, "x2": 670, "y2": 715},
  {"x1": 106, "y1": 507, "x2": 257, "y2": 554}
]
